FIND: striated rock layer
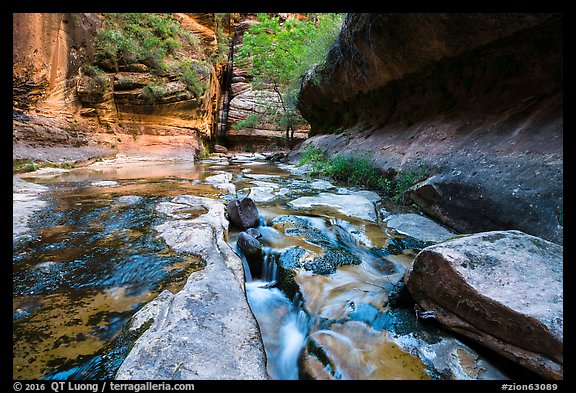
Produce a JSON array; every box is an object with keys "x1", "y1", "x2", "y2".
[
  {"x1": 13, "y1": 13, "x2": 228, "y2": 162},
  {"x1": 404, "y1": 230, "x2": 563, "y2": 379},
  {"x1": 293, "y1": 13, "x2": 563, "y2": 245}
]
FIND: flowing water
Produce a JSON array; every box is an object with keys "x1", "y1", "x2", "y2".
[{"x1": 13, "y1": 153, "x2": 526, "y2": 380}]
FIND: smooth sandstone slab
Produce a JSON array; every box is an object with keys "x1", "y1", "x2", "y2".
[
  {"x1": 116, "y1": 195, "x2": 268, "y2": 380},
  {"x1": 288, "y1": 192, "x2": 377, "y2": 222},
  {"x1": 385, "y1": 213, "x2": 457, "y2": 244}
]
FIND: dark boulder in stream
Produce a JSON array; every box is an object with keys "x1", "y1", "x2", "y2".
[
  {"x1": 404, "y1": 230, "x2": 563, "y2": 379},
  {"x1": 238, "y1": 231, "x2": 263, "y2": 276},
  {"x1": 226, "y1": 197, "x2": 260, "y2": 229}
]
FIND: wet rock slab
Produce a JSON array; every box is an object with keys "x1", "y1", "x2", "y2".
[
  {"x1": 204, "y1": 172, "x2": 236, "y2": 195},
  {"x1": 288, "y1": 192, "x2": 378, "y2": 222},
  {"x1": 116, "y1": 195, "x2": 268, "y2": 380},
  {"x1": 384, "y1": 213, "x2": 458, "y2": 244},
  {"x1": 404, "y1": 230, "x2": 563, "y2": 379}
]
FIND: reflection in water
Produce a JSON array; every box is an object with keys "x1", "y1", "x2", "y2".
[{"x1": 13, "y1": 160, "x2": 208, "y2": 380}]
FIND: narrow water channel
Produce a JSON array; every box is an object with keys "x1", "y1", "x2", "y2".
[{"x1": 13, "y1": 153, "x2": 524, "y2": 380}]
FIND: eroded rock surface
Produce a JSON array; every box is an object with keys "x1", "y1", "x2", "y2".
[
  {"x1": 292, "y1": 13, "x2": 563, "y2": 245},
  {"x1": 404, "y1": 230, "x2": 563, "y2": 379},
  {"x1": 116, "y1": 195, "x2": 268, "y2": 380}
]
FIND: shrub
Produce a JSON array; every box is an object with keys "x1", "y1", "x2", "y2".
[
  {"x1": 13, "y1": 159, "x2": 39, "y2": 173},
  {"x1": 141, "y1": 83, "x2": 167, "y2": 104},
  {"x1": 324, "y1": 154, "x2": 392, "y2": 193},
  {"x1": 177, "y1": 60, "x2": 209, "y2": 98},
  {"x1": 298, "y1": 145, "x2": 428, "y2": 201},
  {"x1": 232, "y1": 114, "x2": 260, "y2": 130},
  {"x1": 391, "y1": 163, "x2": 429, "y2": 202},
  {"x1": 95, "y1": 13, "x2": 186, "y2": 72},
  {"x1": 297, "y1": 144, "x2": 328, "y2": 173}
]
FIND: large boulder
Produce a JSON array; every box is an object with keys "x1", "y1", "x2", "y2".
[
  {"x1": 226, "y1": 197, "x2": 260, "y2": 229},
  {"x1": 404, "y1": 230, "x2": 563, "y2": 379}
]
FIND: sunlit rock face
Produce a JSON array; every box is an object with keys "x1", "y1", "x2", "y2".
[
  {"x1": 293, "y1": 13, "x2": 563, "y2": 245},
  {"x1": 12, "y1": 13, "x2": 226, "y2": 161}
]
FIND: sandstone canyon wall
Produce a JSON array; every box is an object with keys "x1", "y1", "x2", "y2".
[
  {"x1": 294, "y1": 13, "x2": 563, "y2": 245},
  {"x1": 13, "y1": 13, "x2": 229, "y2": 162}
]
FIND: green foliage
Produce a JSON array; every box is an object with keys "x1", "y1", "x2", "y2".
[
  {"x1": 81, "y1": 64, "x2": 110, "y2": 92},
  {"x1": 13, "y1": 159, "x2": 39, "y2": 173},
  {"x1": 141, "y1": 82, "x2": 167, "y2": 104},
  {"x1": 298, "y1": 145, "x2": 429, "y2": 202},
  {"x1": 391, "y1": 163, "x2": 429, "y2": 202},
  {"x1": 236, "y1": 13, "x2": 344, "y2": 138},
  {"x1": 95, "y1": 13, "x2": 187, "y2": 72},
  {"x1": 13, "y1": 159, "x2": 76, "y2": 174},
  {"x1": 298, "y1": 144, "x2": 329, "y2": 172},
  {"x1": 232, "y1": 113, "x2": 260, "y2": 130},
  {"x1": 81, "y1": 64, "x2": 105, "y2": 77},
  {"x1": 175, "y1": 59, "x2": 209, "y2": 98},
  {"x1": 324, "y1": 154, "x2": 392, "y2": 193},
  {"x1": 208, "y1": 15, "x2": 231, "y2": 66}
]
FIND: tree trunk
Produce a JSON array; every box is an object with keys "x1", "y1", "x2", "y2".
[{"x1": 272, "y1": 84, "x2": 291, "y2": 144}]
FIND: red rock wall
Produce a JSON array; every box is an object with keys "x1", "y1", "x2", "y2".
[{"x1": 13, "y1": 13, "x2": 229, "y2": 160}]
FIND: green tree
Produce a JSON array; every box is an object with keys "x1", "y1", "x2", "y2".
[{"x1": 237, "y1": 13, "x2": 344, "y2": 144}]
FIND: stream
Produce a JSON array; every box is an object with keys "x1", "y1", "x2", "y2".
[{"x1": 13, "y1": 153, "x2": 525, "y2": 380}]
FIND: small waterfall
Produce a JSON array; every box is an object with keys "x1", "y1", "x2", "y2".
[
  {"x1": 275, "y1": 298, "x2": 309, "y2": 380},
  {"x1": 260, "y1": 247, "x2": 278, "y2": 284},
  {"x1": 243, "y1": 241, "x2": 310, "y2": 380}
]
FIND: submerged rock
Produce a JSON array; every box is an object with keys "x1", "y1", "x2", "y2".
[
  {"x1": 226, "y1": 197, "x2": 260, "y2": 229},
  {"x1": 116, "y1": 195, "x2": 143, "y2": 205},
  {"x1": 303, "y1": 249, "x2": 362, "y2": 275},
  {"x1": 300, "y1": 320, "x2": 431, "y2": 380},
  {"x1": 404, "y1": 230, "x2": 563, "y2": 379}
]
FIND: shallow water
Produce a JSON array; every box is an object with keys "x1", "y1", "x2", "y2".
[{"x1": 13, "y1": 154, "x2": 526, "y2": 380}]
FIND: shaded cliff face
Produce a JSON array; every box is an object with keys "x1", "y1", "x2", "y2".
[
  {"x1": 13, "y1": 13, "x2": 229, "y2": 161},
  {"x1": 295, "y1": 13, "x2": 563, "y2": 244}
]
